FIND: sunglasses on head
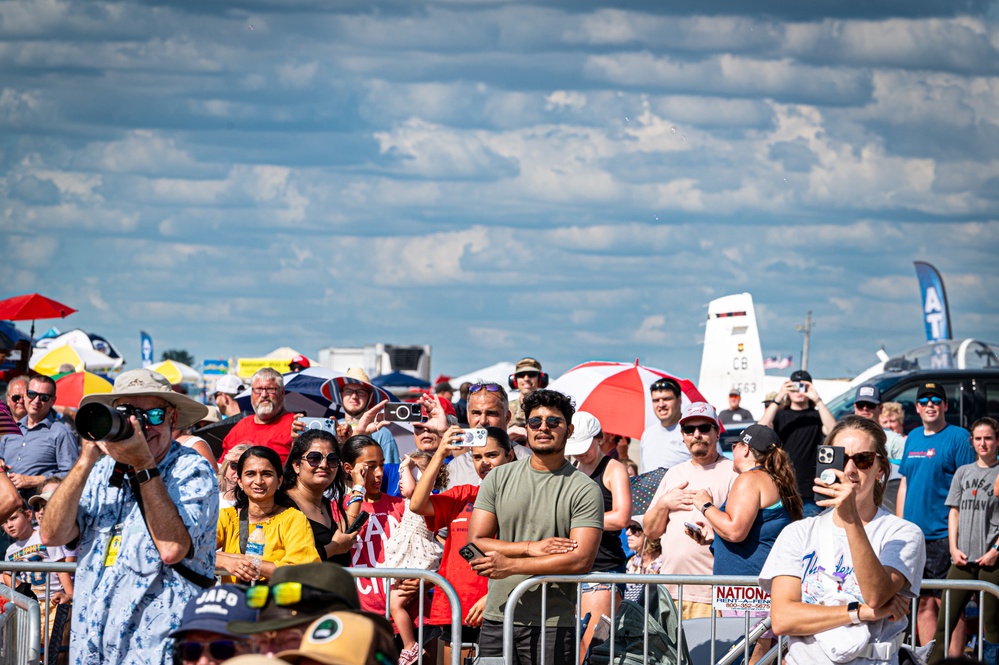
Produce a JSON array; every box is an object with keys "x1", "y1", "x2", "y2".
[
  {"x1": 245, "y1": 581, "x2": 349, "y2": 610},
  {"x1": 179, "y1": 639, "x2": 239, "y2": 662},
  {"x1": 116, "y1": 405, "x2": 167, "y2": 426},
  {"x1": 681, "y1": 423, "x2": 715, "y2": 435},
  {"x1": 918, "y1": 396, "x2": 944, "y2": 406},
  {"x1": 304, "y1": 451, "x2": 339, "y2": 468},
  {"x1": 526, "y1": 416, "x2": 565, "y2": 430},
  {"x1": 469, "y1": 383, "x2": 502, "y2": 394},
  {"x1": 25, "y1": 390, "x2": 54, "y2": 403},
  {"x1": 844, "y1": 451, "x2": 882, "y2": 470}
]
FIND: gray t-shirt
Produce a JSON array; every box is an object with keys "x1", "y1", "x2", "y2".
[
  {"x1": 474, "y1": 457, "x2": 604, "y2": 626},
  {"x1": 759, "y1": 509, "x2": 925, "y2": 665},
  {"x1": 945, "y1": 462, "x2": 999, "y2": 561}
]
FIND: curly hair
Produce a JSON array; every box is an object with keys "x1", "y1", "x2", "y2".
[
  {"x1": 750, "y1": 445, "x2": 804, "y2": 521},
  {"x1": 521, "y1": 389, "x2": 576, "y2": 425}
]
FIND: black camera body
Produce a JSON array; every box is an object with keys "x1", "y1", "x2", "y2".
[{"x1": 76, "y1": 403, "x2": 149, "y2": 442}]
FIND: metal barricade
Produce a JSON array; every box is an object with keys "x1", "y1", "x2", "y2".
[
  {"x1": 0, "y1": 582, "x2": 42, "y2": 665},
  {"x1": 0, "y1": 562, "x2": 465, "y2": 665},
  {"x1": 1, "y1": 560, "x2": 73, "y2": 665},
  {"x1": 501, "y1": 573, "x2": 999, "y2": 665}
]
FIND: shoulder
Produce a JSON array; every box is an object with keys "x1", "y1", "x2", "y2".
[
  {"x1": 871, "y1": 510, "x2": 923, "y2": 541},
  {"x1": 278, "y1": 506, "x2": 311, "y2": 525},
  {"x1": 945, "y1": 426, "x2": 971, "y2": 443},
  {"x1": 442, "y1": 484, "x2": 478, "y2": 503}
]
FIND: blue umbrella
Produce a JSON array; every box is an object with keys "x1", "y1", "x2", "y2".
[
  {"x1": 236, "y1": 367, "x2": 399, "y2": 418},
  {"x1": 371, "y1": 371, "x2": 431, "y2": 389}
]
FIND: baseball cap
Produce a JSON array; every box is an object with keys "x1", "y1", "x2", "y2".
[
  {"x1": 277, "y1": 612, "x2": 399, "y2": 665},
  {"x1": 514, "y1": 357, "x2": 542, "y2": 374},
  {"x1": 853, "y1": 385, "x2": 881, "y2": 405},
  {"x1": 739, "y1": 424, "x2": 781, "y2": 453},
  {"x1": 28, "y1": 491, "x2": 53, "y2": 509},
  {"x1": 728, "y1": 387, "x2": 741, "y2": 396},
  {"x1": 228, "y1": 563, "x2": 362, "y2": 634},
  {"x1": 291, "y1": 355, "x2": 311, "y2": 369},
  {"x1": 168, "y1": 584, "x2": 257, "y2": 638},
  {"x1": 679, "y1": 402, "x2": 718, "y2": 426},
  {"x1": 434, "y1": 381, "x2": 454, "y2": 393},
  {"x1": 789, "y1": 370, "x2": 812, "y2": 383},
  {"x1": 214, "y1": 375, "x2": 246, "y2": 396},
  {"x1": 564, "y1": 411, "x2": 601, "y2": 456},
  {"x1": 916, "y1": 382, "x2": 947, "y2": 402}
]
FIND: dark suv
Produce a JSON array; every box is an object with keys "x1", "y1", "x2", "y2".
[{"x1": 825, "y1": 339, "x2": 999, "y2": 433}]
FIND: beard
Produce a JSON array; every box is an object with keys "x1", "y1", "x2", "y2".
[
  {"x1": 529, "y1": 437, "x2": 565, "y2": 456},
  {"x1": 255, "y1": 399, "x2": 278, "y2": 421}
]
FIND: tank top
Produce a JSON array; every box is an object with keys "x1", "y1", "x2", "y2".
[
  {"x1": 712, "y1": 499, "x2": 790, "y2": 576},
  {"x1": 587, "y1": 456, "x2": 627, "y2": 572}
]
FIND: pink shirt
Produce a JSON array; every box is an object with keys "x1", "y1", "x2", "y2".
[{"x1": 649, "y1": 457, "x2": 735, "y2": 603}]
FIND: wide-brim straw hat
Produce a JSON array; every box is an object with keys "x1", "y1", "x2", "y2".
[{"x1": 80, "y1": 368, "x2": 209, "y2": 429}]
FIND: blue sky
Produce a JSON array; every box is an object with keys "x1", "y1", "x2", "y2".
[{"x1": 2, "y1": 0, "x2": 998, "y2": 382}]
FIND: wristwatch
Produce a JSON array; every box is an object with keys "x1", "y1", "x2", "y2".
[
  {"x1": 992, "y1": 543, "x2": 999, "y2": 552},
  {"x1": 133, "y1": 467, "x2": 160, "y2": 485},
  {"x1": 847, "y1": 601, "x2": 861, "y2": 625},
  {"x1": 701, "y1": 502, "x2": 714, "y2": 513}
]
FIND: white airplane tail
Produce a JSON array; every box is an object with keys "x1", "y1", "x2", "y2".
[{"x1": 698, "y1": 293, "x2": 774, "y2": 420}]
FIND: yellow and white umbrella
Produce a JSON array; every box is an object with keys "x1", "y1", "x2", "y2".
[
  {"x1": 148, "y1": 359, "x2": 201, "y2": 386},
  {"x1": 30, "y1": 344, "x2": 118, "y2": 376}
]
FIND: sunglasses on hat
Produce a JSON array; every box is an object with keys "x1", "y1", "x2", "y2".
[{"x1": 245, "y1": 581, "x2": 350, "y2": 610}]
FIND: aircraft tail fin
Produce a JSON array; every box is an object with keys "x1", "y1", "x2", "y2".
[{"x1": 698, "y1": 293, "x2": 768, "y2": 419}]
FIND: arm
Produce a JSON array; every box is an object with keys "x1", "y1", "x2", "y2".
[
  {"x1": 467, "y1": 507, "x2": 576, "y2": 559},
  {"x1": 694, "y1": 474, "x2": 761, "y2": 543},
  {"x1": 470, "y1": 526, "x2": 602, "y2": 578},
  {"x1": 8, "y1": 473, "x2": 46, "y2": 492},
  {"x1": 894, "y1": 478, "x2": 906, "y2": 519},
  {"x1": 54, "y1": 571, "x2": 74, "y2": 603},
  {"x1": 0, "y1": 468, "x2": 20, "y2": 523},
  {"x1": 769, "y1": 576, "x2": 909, "y2": 636},
  {"x1": 398, "y1": 455, "x2": 417, "y2": 499},
  {"x1": 948, "y1": 508, "x2": 967, "y2": 566},
  {"x1": 132, "y1": 467, "x2": 194, "y2": 565},
  {"x1": 602, "y1": 459, "x2": 632, "y2": 530},
  {"x1": 40, "y1": 440, "x2": 103, "y2": 548},
  {"x1": 271, "y1": 511, "x2": 322, "y2": 569},
  {"x1": 809, "y1": 384, "x2": 837, "y2": 435},
  {"x1": 644, "y1": 480, "x2": 694, "y2": 541},
  {"x1": 758, "y1": 382, "x2": 791, "y2": 427},
  {"x1": 410, "y1": 432, "x2": 463, "y2": 517}
]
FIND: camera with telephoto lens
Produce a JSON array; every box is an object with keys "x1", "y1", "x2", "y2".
[{"x1": 76, "y1": 403, "x2": 149, "y2": 442}]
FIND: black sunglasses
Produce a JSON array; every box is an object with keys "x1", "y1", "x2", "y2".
[
  {"x1": 469, "y1": 383, "x2": 503, "y2": 394},
  {"x1": 854, "y1": 402, "x2": 878, "y2": 410},
  {"x1": 9, "y1": 394, "x2": 23, "y2": 403},
  {"x1": 917, "y1": 396, "x2": 944, "y2": 406},
  {"x1": 26, "y1": 390, "x2": 54, "y2": 403},
  {"x1": 526, "y1": 416, "x2": 565, "y2": 430},
  {"x1": 304, "y1": 451, "x2": 339, "y2": 468},
  {"x1": 844, "y1": 451, "x2": 882, "y2": 470},
  {"x1": 626, "y1": 524, "x2": 643, "y2": 535},
  {"x1": 179, "y1": 640, "x2": 238, "y2": 662},
  {"x1": 681, "y1": 423, "x2": 715, "y2": 435}
]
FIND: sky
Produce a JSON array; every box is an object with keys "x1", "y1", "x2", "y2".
[{"x1": 2, "y1": 0, "x2": 998, "y2": 383}]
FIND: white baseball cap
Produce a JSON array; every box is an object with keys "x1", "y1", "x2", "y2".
[
  {"x1": 565, "y1": 411, "x2": 601, "y2": 456},
  {"x1": 214, "y1": 375, "x2": 246, "y2": 396}
]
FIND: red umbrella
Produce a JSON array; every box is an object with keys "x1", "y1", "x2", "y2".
[
  {"x1": 0, "y1": 293, "x2": 77, "y2": 338},
  {"x1": 547, "y1": 360, "x2": 711, "y2": 441}
]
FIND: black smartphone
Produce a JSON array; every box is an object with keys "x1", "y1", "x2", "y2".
[
  {"x1": 346, "y1": 510, "x2": 370, "y2": 534},
  {"x1": 815, "y1": 445, "x2": 845, "y2": 485},
  {"x1": 459, "y1": 543, "x2": 486, "y2": 562}
]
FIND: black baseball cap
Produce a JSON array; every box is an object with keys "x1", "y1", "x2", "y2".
[
  {"x1": 169, "y1": 584, "x2": 257, "y2": 638},
  {"x1": 916, "y1": 382, "x2": 947, "y2": 402},
  {"x1": 739, "y1": 424, "x2": 781, "y2": 452},
  {"x1": 789, "y1": 370, "x2": 812, "y2": 383}
]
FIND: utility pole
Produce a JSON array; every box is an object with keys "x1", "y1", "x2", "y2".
[{"x1": 796, "y1": 310, "x2": 812, "y2": 371}]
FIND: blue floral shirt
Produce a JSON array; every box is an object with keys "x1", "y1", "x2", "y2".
[{"x1": 71, "y1": 442, "x2": 218, "y2": 664}]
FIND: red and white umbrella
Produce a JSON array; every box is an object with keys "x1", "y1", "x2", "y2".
[{"x1": 548, "y1": 360, "x2": 711, "y2": 440}]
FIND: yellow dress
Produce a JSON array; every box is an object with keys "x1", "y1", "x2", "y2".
[{"x1": 216, "y1": 505, "x2": 320, "y2": 583}]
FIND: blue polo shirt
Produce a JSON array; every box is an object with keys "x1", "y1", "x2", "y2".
[
  {"x1": 0, "y1": 413, "x2": 79, "y2": 479},
  {"x1": 899, "y1": 423, "x2": 974, "y2": 540}
]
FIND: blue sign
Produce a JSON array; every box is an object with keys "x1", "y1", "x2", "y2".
[
  {"x1": 913, "y1": 261, "x2": 952, "y2": 343},
  {"x1": 140, "y1": 331, "x2": 154, "y2": 368},
  {"x1": 202, "y1": 359, "x2": 230, "y2": 375}
]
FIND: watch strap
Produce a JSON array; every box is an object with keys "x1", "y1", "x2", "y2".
[
  {"x1": 133, "y1": 467, "x2": 160, "y2": 485},
  {"x1": 847, "y1": 601, "x2": 861, "y2": 624},
  {"x1": 701, "y1": 502, "x2": 714, "y2": 513}
]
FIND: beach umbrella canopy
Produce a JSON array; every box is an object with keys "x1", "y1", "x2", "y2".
[
  {"x1": 30, "y1": 344, "x2": 119, "y2": 376},
  {"x1": 54, "y1": 371, "x2": 113, "y2": 409},
  {"x1": 148, "y1": 359, "x2": 201, "y2": 386},
  {"x1": 0, "y1": 293, "x2": 76, "y2": 338},
  {"x1": 547, "y1": 360, "x2": 710, "y2": 441},
  {"x1": 371, "y1": 371, "x2": 431, "y2": 389}
]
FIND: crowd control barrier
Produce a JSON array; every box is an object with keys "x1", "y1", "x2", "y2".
[{"x1": 0, "y1": 581, "x2": 42, "y2": 665}]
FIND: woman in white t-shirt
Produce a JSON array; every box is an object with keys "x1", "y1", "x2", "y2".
[{"x1": 759, "y1": 415, "x2": 926, "y2": 665}]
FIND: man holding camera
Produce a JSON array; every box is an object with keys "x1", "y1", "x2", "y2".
[
  {"x1": 757, "y1": 369, "x2": 836, "y2": 517},
  {"x1": 220, "y1": 367, "x2": 297, "y2": 464},
  {"x1": 40, "y1": 368, "x2": 218, "y2": 665},
  {"x1": 0, "y1": 375, "x2": 79, "y2": 498}
]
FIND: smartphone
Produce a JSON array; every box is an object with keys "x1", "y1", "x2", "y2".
[
  {"x1": 299, "y1": 417, "x2": 339, "y2": 434},
  {"x1": 459, "y1": 543, "x2": 486, "y2": 562},
  {"x1": 796, "y1": 382, "x2": 808, "y2": 393},
  {"x1": 346, "y1": 511, "x2": 370, "y2": 534},
  {"x1": 683, "y1": 522, "x2": 700, "y2": 532},
  {"x1": 458, "y1": 428, "x2": 488, "y2": 447},
  {"x1": 816, "y1": 445, "x2": 845, "y2": 485},
  {"x1": 384, "y1": 403, "x2": 422, "y2": 422}
]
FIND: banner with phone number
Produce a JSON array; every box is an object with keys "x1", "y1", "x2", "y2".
[{"x1": 235, "y1": 358, "x2": 291, "y2": 379}]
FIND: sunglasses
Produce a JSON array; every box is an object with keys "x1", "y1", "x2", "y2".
[
  {"x1": 515, "y1": 372, "x2": 539, "y2": 379},
  {"x1": 854, "y1": 402, "x2": 878, "y2": 410},
  {"x1": 844, "y1": 451, "x2": 883, "y2": 470},
  {"x1": 9, "y1": 394, "x2": 23, "y2": 403},
  {"x1": 245, "y1": 582, "x2": 350, "y2": 610},
  {"x1": 304, "y1": 451, "x2": 339, "y2": 468},
  {"x1": 25, "y1": 390, "x2": 54, "y2": 403},
  {"x1": 681, "y1": 423, "x2": 715, "y2": 435},
  {"x1": 179, "y1": 640, "x2": 239, "y2": 662},
  {"x1": 116, "y1": 405, "x2": 167, "y2": 426},
  {"x1": 469, "y1": 383, "x2": 503, "y2": 394},
  {"x1": 526, "y1": 416, "x2": 565, "y2": 430},
  {"x1": 626, "y1": 524, "x2": 643, "y2": 535},
  {"x1": 918, "y1": 396, "x2": 944, "y2": 406}
]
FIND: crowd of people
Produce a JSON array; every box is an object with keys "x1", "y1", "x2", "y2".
[{"x1": 0, "y1": 354, "x2": 996, "y2": 665}]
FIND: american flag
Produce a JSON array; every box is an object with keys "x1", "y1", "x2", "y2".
[{"x1": 763, "y1": 355, "x2": 793, "y2": 370}]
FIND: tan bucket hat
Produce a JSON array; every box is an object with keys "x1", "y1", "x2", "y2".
[{"x1": 80, "y1": 368, "x2": 209, "y2": 429}]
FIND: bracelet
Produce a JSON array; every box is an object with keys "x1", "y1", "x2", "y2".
[
  {"x1": 346, "y1": 496, "x2": 363, "y2": 507},
  {"x1": 993, "y1": 543, "x2": 999, "y2": 552},
  {"x1": 351, "y1": 484, "x2": 365, "y2": 495}
]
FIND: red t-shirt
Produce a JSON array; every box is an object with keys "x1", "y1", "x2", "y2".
[
  {"x1": 220, "y1": 412, "x2": 296, "y2": 464},
  {"x1": 344, "y1": 493, "x2": 407, "y2": 616},
  {"x1": 426, "y1": 485, "x2": 485, "y2": 627}
]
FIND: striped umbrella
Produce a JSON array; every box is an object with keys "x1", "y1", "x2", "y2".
[
  {"x1": 547, "y1": 360, "x2": 710, "y2": 441},
  {"x1": 54, "y1": 371, "x2": 113, "y2": 409}
]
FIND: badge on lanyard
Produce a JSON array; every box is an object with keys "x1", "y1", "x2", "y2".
[{"x1": 104, "y1": 523, "x2": 123, "y2": 567}]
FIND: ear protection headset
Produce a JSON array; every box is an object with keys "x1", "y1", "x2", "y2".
[{"x1": 508, "y1": 371, "x2": 549, "y2": 390}]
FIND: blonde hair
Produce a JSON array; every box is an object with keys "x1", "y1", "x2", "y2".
[
  {"x1": 219, "y1": 443, "x2": 252, "y2": 493},
  {"x1": 881, "y1": 402, "x2": 903, "y2": 420}
]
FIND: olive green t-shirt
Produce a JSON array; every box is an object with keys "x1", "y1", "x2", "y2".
[{"x1": 474, "y1": 457, "x2": 604, "y2": 626}]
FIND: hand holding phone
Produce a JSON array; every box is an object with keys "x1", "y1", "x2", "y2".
[
  {"x1": 346, "y1": 511, "x2": 370, "y2": 534},
  {"x1": 683, "y1": 522, "x2": 700, "y2": 532},
  {"x1": 459, "y1": 543, "x2": 486, "y2": 562},
  {"x1": 815, "y1": 445, "x2": 845, "y2": 485}
]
